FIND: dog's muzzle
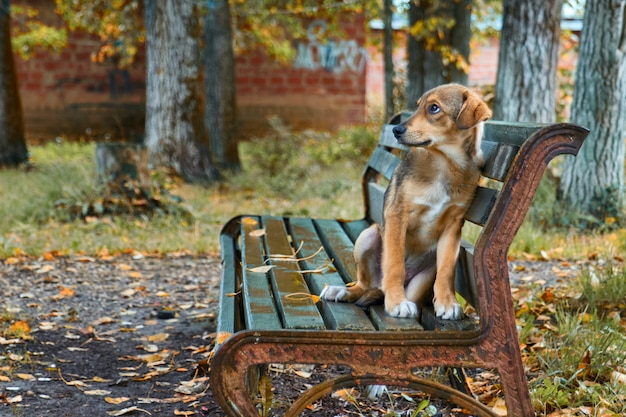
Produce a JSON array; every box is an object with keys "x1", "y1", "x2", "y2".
[{"x1": 392, "y1": 124, "x2": 406, "y2": 141}]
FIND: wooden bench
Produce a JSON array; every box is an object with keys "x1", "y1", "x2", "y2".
[{"x1": 210, "y1": 113, "x2": 588, "y2": 417}]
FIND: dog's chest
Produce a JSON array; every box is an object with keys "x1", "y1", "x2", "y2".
[{"x1": 411, "y1": 180, "x2": 451, "y2": 222}]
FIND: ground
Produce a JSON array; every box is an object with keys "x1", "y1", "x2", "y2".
[{"x1": 0, "y1": 255, "x2": 575, "y2": 417}]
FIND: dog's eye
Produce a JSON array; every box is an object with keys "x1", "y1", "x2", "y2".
[{"x1": 428, "y1": 104, "x2": 441, "y2": 115}]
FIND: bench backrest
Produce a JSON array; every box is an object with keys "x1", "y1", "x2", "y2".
[{"x1": 361, "y1": 112, "x2": 583, "y2": 312}]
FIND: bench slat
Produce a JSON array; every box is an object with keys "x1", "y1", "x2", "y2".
[
  {"x1": 262, "y1": 216, "x2": 326, "y2": 330},
  {"x1": 483, "y1": 121, "x2": 545, "y2": 147},
  {"x1": 369, "y1": 305, "x2": 423, "y2": 331},
  {"x1": 464, "y1": 186, "x2": 499, "y2": 226},
  {"x1": 241, "y1": 216, "x2": 283, "y2": 330},
  {"x1": 368, "y1": 146, "x2": 402, "y2": 180},
  {"x1": 217, "y1": 232, "x2": 239, "y2": 334},
  {"x1": 340, "y1": 219, "x2": 371, "y2": 243},
  {"x1": 366, "y1": 182, "x2": 386, "y2": 226},
  {"x1": 288, "y1": 218, "x2": 376, "y2": 331},
  {"x1": 481, "y1": 141, "x2": 520, "y2": 181},
  {"x1": 313, "y1": 219, "x2": 359, "y2": 283}
]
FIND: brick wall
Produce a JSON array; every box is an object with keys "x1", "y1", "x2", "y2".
[
  {"x1": 13, "y1": 0, "x2": 368, "y2": 139},
  {"x1": 235, "y1": 14, "x2": 368, "y2": 135}
]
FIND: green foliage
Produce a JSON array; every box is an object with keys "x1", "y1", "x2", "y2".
[
  {"x1": 10, "y1": 5, "x2": 67, "y2": 59},
  {"x1": 54, "y1": 0, "x2": 143, "y2": 67}
]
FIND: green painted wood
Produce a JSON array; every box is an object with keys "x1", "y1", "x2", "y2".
[
  {"x1": 481, "y1": 141, "x2": 520, "y2": 182},
  {"x1": 455, "y1": 241, "x2": 479, "y2": 312},
  {"x1": 341, "y1": 219, "x2": 371, "y2": 243},
  {"x1": 369, "y1": 305, "x2": 424, "y2": 331},
  {"x1": 368, "y1": 146, "x2": 401, "y2": 180},
  {"x1": 366, "y1": 182, "x2": 386, "y2": 225},
  {"x1": 314, "y1": 219, "x2": 359, "y2": 282},
  {"x1": 241, "y1": 216, "x2": 283, "y2": 330},
  {"x1": 483, "y1": 121, "x2": 545, "y2": 147},
  {"x1": 216, "y1": 232, "x2": 238, "y2": 336},
  {"x1": 420, "y1": 306, "x2": 479, "y2": 332},
  {"x1": 289, "y1": 217, "x2": 375, "y2": 331},
  {"x1": 262, "y1": 216, "x2": 326, "y2": 330},
  {"x1": 464, "y1": 187, "x2": 499, "y2": 227}
]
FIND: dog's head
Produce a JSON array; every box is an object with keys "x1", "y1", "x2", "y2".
[{"x1": 392, "y1": 84, "x2": 492, "y2": 158}]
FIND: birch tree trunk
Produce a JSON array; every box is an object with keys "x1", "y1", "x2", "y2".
[
  {"x1": 558, "y1": 0, "x2": 626, "y2": 225},
  {"x1": 406, "y1": 0, "x2": 471, "y2": 109},
  {"x1": 0, "y1": 0, "x2": 28, "y2": 168},
  {"x1": 144, "y1": 0, "x2": 219, "y2": 183},
  {"x1": 204, "y1": 0, "x2": 240, "y2": 172},
  {"x1": 493, "y1": 0, "x2": 563, "y2": 122}
]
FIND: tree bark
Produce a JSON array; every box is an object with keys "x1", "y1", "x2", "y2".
[
  {"x1": 558, "y1": 0, "x2": 626, "y2": 225},
  {"x1": 144, "y1": 0, "x2": 219, "y2": 183},
  {"x1": 204, "y1": 0, "x2": 240, "y2": 172},
  {"x1": 493, "y1": 0, "x2": 563, "y2": 123},
  {"x1": 406, "y1": 0, "x2": 471, "y2": 110},
  {"x1": 0, "y1": 0, "x2": 28, "y2": 168},
  {"x1": 383, "y1": 0, "x2": 394, "y2": 120}
]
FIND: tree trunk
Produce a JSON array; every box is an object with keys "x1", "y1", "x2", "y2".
[
  {"x1": 204, "y1": 0, "x2": 240, "y2": 172},
  {"x1": 0, "y1": 0, "x2": 28, "y2": 168},
  {"x1": 144, "y1": 0, "x2": 219, "y2": 183},
  {"x1": 406, "y1": 0, "x2": 471, "y2": 110},
  {"x1": 383, "y1": 0, "x2": 394, "y2": 120},
  {"x1": 493, "y1": 0, "x2": 563, "y2": 122},
  {"x1": 558, "y1": 0, "x2": 626, "y2": 226}
]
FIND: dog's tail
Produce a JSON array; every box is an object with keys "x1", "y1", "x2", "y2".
[{"x1": 355, "y1": 288, "x2": 385, "y2": 307}]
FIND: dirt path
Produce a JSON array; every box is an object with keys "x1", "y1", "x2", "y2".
[{"x1": 1, "y1": 255, "x2": 580, "y2": 417}]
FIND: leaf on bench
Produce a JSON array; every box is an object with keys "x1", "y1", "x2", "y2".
[
  {"x1": 246, "y1": 265, "x2": 275, "y2": 273},
  {"x1": 249, "y1": 228, "x2": 266, "y2": 237},
  {"x1": 283, "y1": 293, "x2": 321, "y2": 304}
]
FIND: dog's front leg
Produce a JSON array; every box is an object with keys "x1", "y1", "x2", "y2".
[
  {"x1": 381, "y1": 213, "x2": 418, "y2": 318},
  {"x1": 433, "y1": 222, "x2": 463, "y2": 320}
]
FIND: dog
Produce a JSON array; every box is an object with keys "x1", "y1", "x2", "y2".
[{"x1": 321, "y1": 84, "x2": 491, "y2": 320}]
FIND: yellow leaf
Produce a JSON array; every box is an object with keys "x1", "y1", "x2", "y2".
[
  {"x1": 283, "y1": 293, "x2": 320, "y2": 303},
  {"x1": 174, "y1": 411, "x2": 195, "y2": 416},
  {"x1": 242, "y1": 217, "x2": 258, "y2": 226},
  {"x1": 91, "y1": 376, "x2": 112, "y2": 383},
  {"x1": 4, "y1": 257, "x2": 20, "y2": 265},
  {"x1": 117, "y1": 264, "x2": 133, "y2": 271},
  {"x1": 147, "y1": 333, "x2": 169, "y2": 342},
  {"x1": 16, "y1": 373, "x2": 36, "y2": 381},
  {"x1": 216, "y1": 332, "x2": 232, "y2": 345},
  {"x1": 155, "y1": 291, "x2": 169, "y2": 297},
  {"x1": 0, "y1": 375, "x2": 10, "y2": 382},
  {"x1": 105, "y1": 397, "x2": 131, "y2": 404},
  {"x1": 128, "y1": 271, "x2": 144, "y2": 279},
  {"x1": 9, "y1": 320, "x2": 31, "y2": 336}
]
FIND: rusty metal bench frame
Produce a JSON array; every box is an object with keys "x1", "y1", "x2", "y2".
[{"x1": 210, "y1": 114, "x2": 588, "y2": 417}]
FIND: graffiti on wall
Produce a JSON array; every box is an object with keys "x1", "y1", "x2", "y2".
[{"x1": 293, "y1": 20, "x2": 368, "y2": 73}]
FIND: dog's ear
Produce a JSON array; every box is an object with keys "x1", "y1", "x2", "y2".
[{"x1": 456, "y1": 91, "x2": 492, "y2": 129}]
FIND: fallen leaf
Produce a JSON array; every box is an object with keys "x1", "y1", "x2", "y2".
[
  {"x1": 246, "y1": 265, "x2": 274, "y2": 273},
  {"x1": 52, "y1": 287, "x2": 75, "y2": 300},
  {"x1": 9, "y1": 320, "x2": 31, "y2": 335},
  {"x1": 36, "y1": 264, "x2": 55, "y2": 274},
  {"x1": 147, "y1": 333, "x2": 169, "y2": 343},
  {"x1": 16, "y1": 373, "x2": 36, "y2": 381},
  {"x1": 6, "y1": 395, "x2": 22, "y2": 404},
  {"x1": 174, "y1": 411, "x2": 195, "y2": 416},
  {"x1": 128, "y1": 271, "x2": 144, "y2": 279},
  {"x1": 106, "y1": 406, "x2": 152, "y2": 416},
  {"x1": 84, "y1": 389, "x2": 111, "y2": 396},
  {"x1": 4, "y1": 257, "x2": 20, "y2": 265},
  {"x1": 105, "y1": 397, "x2": 131, "y2": 405},
  {"x1": 249, "y1": 228, "x2": 266, "y2": 237}
]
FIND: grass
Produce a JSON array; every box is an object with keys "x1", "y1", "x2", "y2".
[{"x1": 1, "y1": 123, "x2": 623, "y2": 260}]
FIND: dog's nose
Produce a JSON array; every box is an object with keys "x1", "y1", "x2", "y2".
[{"x1": 392, "y1": 124, "x2": 406, "y2": 139}]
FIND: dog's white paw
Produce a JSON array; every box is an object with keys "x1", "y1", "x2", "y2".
[
  {"x1": 319, "y1": 285, "x2": 349, "y2": 302},
  {"x1": 387, "y1": 299, "x2": 418, "y2": 318},
  {"x1": 434, "y1": 301, "x2": 463, "y2": 320},
  {"x1": 365, "y1": 384, "x2": 387, "y2": 400}
]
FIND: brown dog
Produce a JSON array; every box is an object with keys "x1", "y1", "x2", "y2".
[{"x1": 321, "y1": 84, "x2": 491, "y2": 319}]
